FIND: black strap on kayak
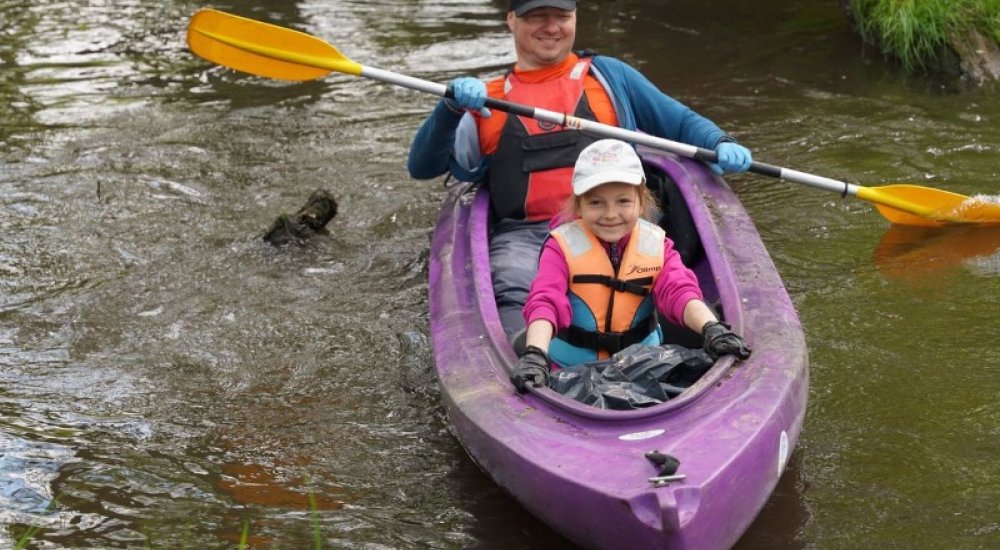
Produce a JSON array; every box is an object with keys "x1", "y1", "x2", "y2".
[
  {"x1": 571, "y1": 274, "x2": 653, "y2": 296},
  {"x1": 557, "y1": 314, "x2": 658, "y2": 355},
  {"x1": 645, "y1": 450, "x2": 680, "y2": 476}
]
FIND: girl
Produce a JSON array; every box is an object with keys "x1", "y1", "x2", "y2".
[{"x1": 511, "y1": 139, "x2": 751, "y2": 392}]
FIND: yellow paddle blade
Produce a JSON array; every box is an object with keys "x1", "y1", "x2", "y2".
[
  {"x1": 187, "y1": 8, "x2": 362, "y2": 82},
  {"x1": 857, "y1": 184, "x2": 1000, "y2": 227}
]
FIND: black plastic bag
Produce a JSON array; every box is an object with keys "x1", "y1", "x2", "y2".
[{"x1": 547, "y1": 344, "x2": 714, "y2": 410}]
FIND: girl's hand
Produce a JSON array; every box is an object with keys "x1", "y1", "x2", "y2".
[
  {"x1": 510, "y1": 346, "x2": 550, "y2": 393},
  {"x1": 702, "y1": 321, "x2": 752, "y2": 360}
]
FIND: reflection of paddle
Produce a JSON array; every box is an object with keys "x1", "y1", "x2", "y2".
[
  {"x1": 186, "y1": 8, "x2": 1000, "y2": 227},
  {"x1": 874, "y1": 224, "x2": 1000, "y2": 281}
]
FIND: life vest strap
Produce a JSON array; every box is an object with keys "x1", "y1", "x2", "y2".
[
  {"x1": 558, "y1": 315, "x2": 658, "y2": 355},
  {"x1": 571, "y1": 274, "x2": 653, "y2": 296}
]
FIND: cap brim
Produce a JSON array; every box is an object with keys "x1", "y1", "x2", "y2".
[
  {"x1": 573, "y1": 171, "x2": 645, "y2": 197},
  {"x1": 513, "y1": 0, "x2": 577, "y2": 16}
]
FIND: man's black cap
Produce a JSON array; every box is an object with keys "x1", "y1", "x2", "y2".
[{"x1": 508, "y1": 0, "x2": 577, "y2": 16}]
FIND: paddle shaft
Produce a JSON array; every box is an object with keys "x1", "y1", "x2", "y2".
[
  {"x1": 190, "y1": 17, "x2": 855, "y2": 197},
  {"x1": 191, "y1": 8, "x2": 1000, "y2": 225},
  {"x1": 362, "y1": 66, "x2": 860, "y2": 198}
]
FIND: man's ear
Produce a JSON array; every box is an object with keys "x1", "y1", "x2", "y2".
[{"x1": 506, "y1": 11, "x2": 516, "y2": 32}]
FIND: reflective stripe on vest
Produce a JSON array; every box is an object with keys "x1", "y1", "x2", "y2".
[
  {"x1": 549, "y1": 219, "x2": 666, "y2": 364},
  {"x1": 485, "y1": 58, "x2": 601, "y2": 222}
]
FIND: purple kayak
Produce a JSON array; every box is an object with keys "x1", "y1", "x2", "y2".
[{"x1": 428, "y1": 149, "x2": 809, "y2": 550}]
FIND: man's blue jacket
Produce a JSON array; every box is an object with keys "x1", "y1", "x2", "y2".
[{"x1": 407, "y1": 55, "x2": 732, "y2": 183}]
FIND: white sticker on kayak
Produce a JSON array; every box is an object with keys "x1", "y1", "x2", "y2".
[
  {"x1": 619, "y1": 429, "x2": 664, "y2": 441},
  {"x1": 778, "y1": 430, "x2": 789, "y2": 476}
]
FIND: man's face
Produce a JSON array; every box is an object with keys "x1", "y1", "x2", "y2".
[{"x1": 507, "y1": 7, "x2": 577, "y2": 70}]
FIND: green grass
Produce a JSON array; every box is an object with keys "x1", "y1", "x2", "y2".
[
  {"x1": 12, "y1": 497, "x2": 60, "y2": 549},
  {"x1": 849, "y1": 0, "x2": 1000, "y2": 69},
  {"x1": 984, "y1": 0, "x2": 1000, "y2": 43},
  {"x1": 239, "y1": 518, "x2": 251, "y2": 549},
  {"x1": 14, "y1": 524, "x2": 42, "y2": 550},
  {"x1": 309, "y1": 489, "x2": 322, "y2": 549}
]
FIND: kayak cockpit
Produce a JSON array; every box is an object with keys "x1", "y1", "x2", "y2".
[{"x1": 469, "y1": 154, "x2": 742, "y2": 420}]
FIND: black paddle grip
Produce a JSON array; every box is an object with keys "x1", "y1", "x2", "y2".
[
  {"x1": 484, "y1": 97, "x2": 535, "y2": 118},
  {"x1": 749, "y1": 161, "x2": 782, "y2": 178},
  {"x1": 694, "y1": 148, "x2": 784, "y2": 179},
  {"x1": 441, "y1": 88, "x2": 535, "y2": 118}
]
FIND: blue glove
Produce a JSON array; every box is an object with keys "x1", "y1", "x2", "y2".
[
  {"x1": 710, "y1": 142, "x2": 752, "y2": 174},
  {"x1": 445, "y1": 77, "x2": 491, "y2": 117}
]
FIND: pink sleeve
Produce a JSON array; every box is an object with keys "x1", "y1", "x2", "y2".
[
  {"x1": 522, "y1": 238, "x2": 573, "y2": 331},
  {"x1": 653, "y1": 237, "x2": 704, "y2": 327}
]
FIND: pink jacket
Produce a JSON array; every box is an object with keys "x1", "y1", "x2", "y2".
[{"x1": 522, "y1": 230, "x2": 704, "y2": 332}]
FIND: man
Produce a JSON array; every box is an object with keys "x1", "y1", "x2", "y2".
[{"x1": 408, "y1": 0, "x2": 753, "y2": 338}]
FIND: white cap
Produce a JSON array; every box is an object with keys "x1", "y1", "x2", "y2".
[{"x1": 572, "y1": 139, "x2": 645, "y2": 196}]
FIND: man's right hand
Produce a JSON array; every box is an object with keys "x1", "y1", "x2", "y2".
[
  {"x1": 445, "y1": 77, "x2": 491, "y2": 117},
  {"x1": 510, "y1": 345, "x2": 550, "y2": 393}
]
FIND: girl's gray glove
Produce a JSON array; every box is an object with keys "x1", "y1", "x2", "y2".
[
  {"x1": 702, "y1": 321, "x2": 752, "y2": 360},
  {"x1": 510, "y1": 346, "x2": 550, "y2": 393}
]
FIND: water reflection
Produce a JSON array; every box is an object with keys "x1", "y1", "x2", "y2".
[
  {"x1": 0, "y1": 401, "x2": 87, "y2": 544},
  {"x1": 447, "y1": 455, "x2": 578, "y2": 550},
  {"x1": 733, "y1": 452, "x2": 812, "y2": 550},
  {"x1": 3, "y1": 0, "x2": 1000, "y2": 548},
  {"x1": 215, "y1": 462, "x2": 347, "y2": 546},
  {"x1": 0, "y1": 0, "x2": 40, "y2": 155},
  {"x1": 874, "y1": 223, "x2": 1000, "y2": 283}
]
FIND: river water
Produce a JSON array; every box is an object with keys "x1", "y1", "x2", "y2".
[{"x1": 2, "y1": 0, "x2": 998, "y2": 548}]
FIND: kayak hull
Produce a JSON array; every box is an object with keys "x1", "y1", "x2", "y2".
[{"x1": 429, "y1": 151, "x2": 808, "y2": 550}]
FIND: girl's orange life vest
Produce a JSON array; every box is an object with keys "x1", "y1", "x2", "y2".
[{"x1": 549, "y1": 218, "x2": 665, "y2": 361}]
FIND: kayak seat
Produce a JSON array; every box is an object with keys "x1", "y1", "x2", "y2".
[
  {"x1": 643, "y1": 162, "x2": 711, "y2": 349},
  {"x1": 643, "y1": 161, "x2": 702, "y2": 268},
  {"x1": 658, "y1": 301, "x2": 725, "y2": 350}
]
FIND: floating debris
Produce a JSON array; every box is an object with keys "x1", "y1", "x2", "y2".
[{"x1": 262, "y1": 189, "x2": 338, "y2": 246}]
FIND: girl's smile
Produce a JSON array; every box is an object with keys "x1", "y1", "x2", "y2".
[{"x1": 578, "y1": 182, "x2": 641, "y2": 244}]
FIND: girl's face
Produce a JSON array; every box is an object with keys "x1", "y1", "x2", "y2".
[{"x1": 577, "y1": 182, "x2": 640, "y2": 244}]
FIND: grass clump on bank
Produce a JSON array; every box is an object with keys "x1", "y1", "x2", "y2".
[
  {"x1": 986, "y1": 0, "x2": 1000, "y2": 43},
  {"x1": 848, "y1": 0, "x2": 1000, "y2": 69}
]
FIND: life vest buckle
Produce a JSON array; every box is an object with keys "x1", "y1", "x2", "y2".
[
  {"x1": 596, "y1": 331, "x2": 627, "y2": 354},
  {"x1": 559, "y1": 315, "x2": 658, "y2": 355},
  {"x1": 608, "y1": 278, "x2": 629, "y2": 292}
]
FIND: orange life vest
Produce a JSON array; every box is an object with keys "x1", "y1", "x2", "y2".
[
  {"x1": 481, "y1": 56, "x2": 612, "y2": 221},
  {"x1": 548, "y1": 219, "x2": 665, "y2": 364}
]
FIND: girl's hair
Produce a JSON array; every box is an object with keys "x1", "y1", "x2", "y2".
[{"x1": 555, "y1": 182, "x2": 661, "y2": 226}]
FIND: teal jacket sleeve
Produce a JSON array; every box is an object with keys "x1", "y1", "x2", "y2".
[
  {"x1": 407, "y1": 100, "x2": 464, "y2": 179},
  {"x1": 407, "y1": 100, "x2": 489, "y2": 182},
  {"x1": 591, "y1": 56, "x2": 732, "y2": 150}
]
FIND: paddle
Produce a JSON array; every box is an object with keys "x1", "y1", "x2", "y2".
[{"x1": 187, "y1": 8, "x2": 1000, "y2": 227}]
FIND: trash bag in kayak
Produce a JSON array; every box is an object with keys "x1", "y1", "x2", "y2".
[{"x1": 548, "y1": 344, "x2": 714, "y2": 410}]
